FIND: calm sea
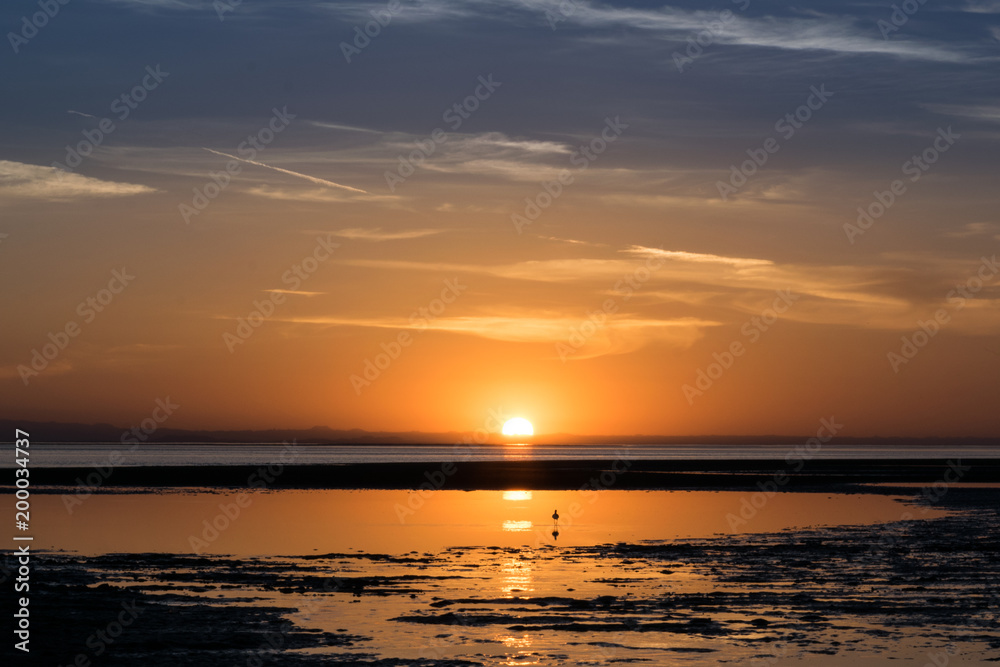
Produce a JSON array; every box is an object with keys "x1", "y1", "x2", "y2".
[{"x1": 8, "y1": 442, "x2": 1000, "y2": 467}]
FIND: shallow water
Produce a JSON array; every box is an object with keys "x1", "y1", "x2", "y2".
[{"x1": 16, "y1": 488, "x2": 942, "y2": 555}]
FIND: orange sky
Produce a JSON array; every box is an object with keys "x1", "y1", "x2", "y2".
[{"x1": 2, "y1": 175, "x2": 997, "y2": 437}]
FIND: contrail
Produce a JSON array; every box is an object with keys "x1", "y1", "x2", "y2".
[
  {"x1": 309, "y1": 120, "x2": 381, "y2": 134},
  {"x1": 68, "y1": 110, "x2": 97, "y2": 118},
  {"x1": 202, "y1": 147, "x2": 368, "y2": 194}
]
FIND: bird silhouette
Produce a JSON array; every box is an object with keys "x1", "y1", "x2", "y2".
[{"x1": 552, "y1": 509, "x2": 559, "y2": 522}]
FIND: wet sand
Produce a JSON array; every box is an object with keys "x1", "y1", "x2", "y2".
[
  {"x1": 10, "y1": 458, "x2": 1000, "y2": 665},
  {"x1": 10, "y1": 485, "x2": 1000, "y2": 665}
]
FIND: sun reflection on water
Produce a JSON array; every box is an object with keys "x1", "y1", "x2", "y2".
[
  {"x1": 495, "y1": 633, "x2": 538, "y2": 665},
  {"x1": 499, "y1": 635, "x2": 533, "y2": 649},
  {"x1": 502, "y1": 520, "x2": 533, "y2": 532},
  {"x1": 501, "y1": 442, "x2": 533, "y2": 460},
  {"x1": 500, "y1": 557, "x2": 533, "y2": 596},
  {"x1": 498, "y1": 556, "x2": 536, "y2": 665}
]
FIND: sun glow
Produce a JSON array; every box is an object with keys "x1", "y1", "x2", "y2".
[{"x1": 502, "y1": 417, "x2": 534, "y2": 437}]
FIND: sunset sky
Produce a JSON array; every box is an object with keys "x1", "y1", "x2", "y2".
[{"x1": 1, "y1": 0, "x2": 998, "y2": 437}]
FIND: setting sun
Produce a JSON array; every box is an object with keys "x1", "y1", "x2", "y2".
[{"x1": 502, "y1": 418, "x2": 534, "y2": 437}]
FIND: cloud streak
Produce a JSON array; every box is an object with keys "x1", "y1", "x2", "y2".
[
  {"x1": 330, "y1": 227, "x2": 445, "y2": 241},
  {"x1": 273, "y1": 312, "x2": 720, "y2": 358},
  {"x1": 0, "y1": 161, "x2": 157, "y2": 200},
  {"x1": 202, "y1": 148, "x2": 368, "y2": 194}
]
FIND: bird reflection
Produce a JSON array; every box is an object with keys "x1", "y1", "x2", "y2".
[{"x1": 552, "y1": 509, "x2": 560, "y2": 541}]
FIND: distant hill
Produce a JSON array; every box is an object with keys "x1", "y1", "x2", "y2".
[{"x1": 1, "y1": 419, "x2": 997, "y2": 447}]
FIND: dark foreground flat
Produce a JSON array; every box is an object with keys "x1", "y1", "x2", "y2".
[{"x1": 24, "y1": 458, "x2": 1000, "y2": 490}]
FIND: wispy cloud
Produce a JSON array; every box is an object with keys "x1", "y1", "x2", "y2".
[
  {"x1": 538, "y1": 235, "x2": 605, "y2": 247},
  {"x1": 530, "y1": 1, "x2": 968, "y2": 62},
  {"x1": 942, "y1": 222, "x2": 1000, "y2": 239},
  {"x1": 274, "y1": 312, "x2": 719, "y2": 357},
  {"x1": 335, "y1": 250, "x2": 959, "y2": 332},
  {"x1": 0, "y1": 161, "x2": 157, "y2": 200},
  {"x1": 626, "y1": 246, "x2": 773, "y2": 268},
  {"x1": 329, "y1": 227, "x2": 445, "y2": 241},
  {"x1": 924, "y1": 103, "x2": 1000, "y2": 123},
  {"x1": 413, "y1": 132, "x2": 573, "y2": 181},
  {"x1": 346, "y1": 0, "x2": 972, "y2": 62},
  {"x1": 962, "y1": 0, "x2": 1000, "y2": 13},
  {"x1": 100, "y1": 0, "x2": 206, "y2": 10},
  {"x1": 320, "y1": 0, "x2": 484, "y2": 23},
  {"x1": 0, "y1": 360, "x2": 73, "y2": 380},
  {"x1": 245, "y1": 185, "x2": 397, "y2": 203},
  {"x1": 96, "y1": 0, "x2": 974, "y2": 63},
  {"x1": 264, "y1": 289, "x2": 325, "y2": 296}
]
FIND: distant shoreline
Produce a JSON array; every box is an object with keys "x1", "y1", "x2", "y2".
[
  {"x1": 4, "y1": 419, "x2": 999, "y2": 447},
  {"x1": 17, "y1": 458, "x2": 1000, "y2": 491},
  {"x1": 12, "y1": 440, "x2": 1000, "y2": 447}
]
